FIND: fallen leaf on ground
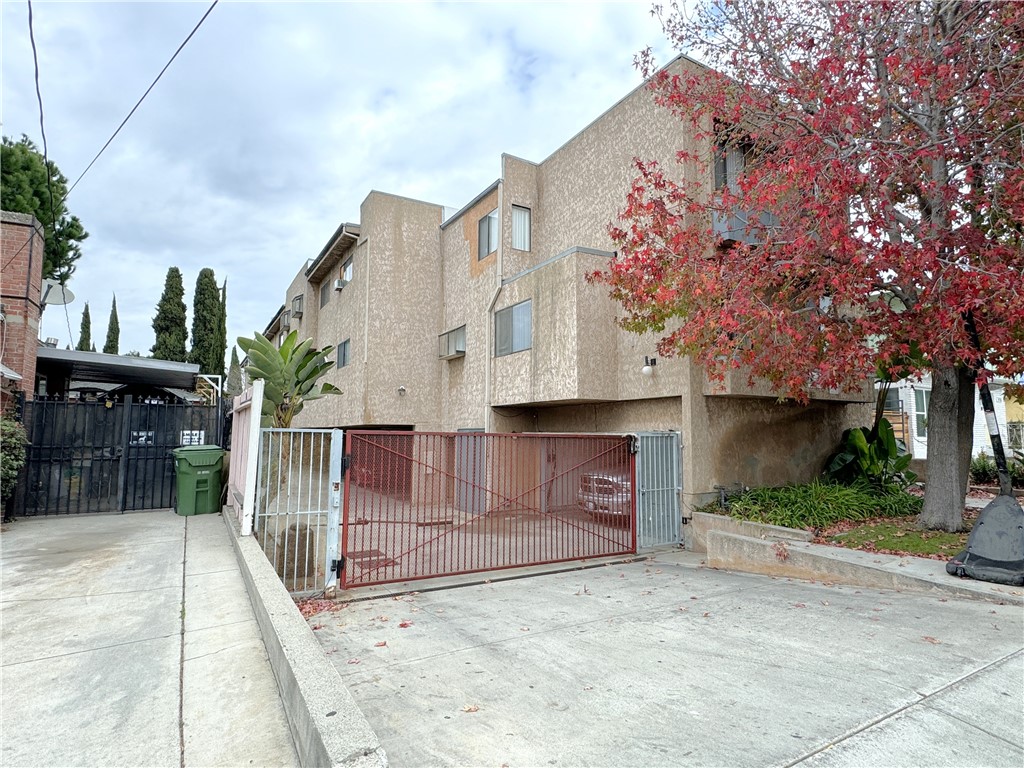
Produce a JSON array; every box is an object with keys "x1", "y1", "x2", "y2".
[
  {"x1": 702, "y1": 612, "x2": 711, "y2": 618},
  {"x1": 398, "y1": 621, "x2": 413, "y2": 628},
  {"x1": 311, "y1": 624, "x2": 324, "y2": 631},
  {"x1": 462, "y1": 705, "x2": 480, "y2": 713},
  {"x1": 374, "y1": 641, "x2": 387, "y2": 647},
  {"x1": 922, "y1": 636, "x2": 941, "y2": 644},
  {"x1": 520, "y1": 626, "x2": 530, "y2": 631},
  {"x1": 347, "y1": 658, "x2": 361, "y2": 665}
]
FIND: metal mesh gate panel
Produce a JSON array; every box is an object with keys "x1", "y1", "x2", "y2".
[
  {"x1": 342, "y1": 431, "x2": 636, "y2": 588},
  {"x1": 635, "y1": 432, "x2": 682, "y2": 548}
]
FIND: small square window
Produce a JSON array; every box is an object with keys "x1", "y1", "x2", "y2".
[
  {"x1": 495, "y1": 300, "x2": 531, "y2": 357},
  {"x1": 439, "y1": 325, "x2": 466, "y2": 359},
  {"x1": 337, "y1": 338, "x2": 351, "y2": 368},
  {"x1": 512, "y1": 206, "x2": 531, "y2": 251},
  {"x1": 478, "y1": 209, "x2": 498, "y2": 260}
]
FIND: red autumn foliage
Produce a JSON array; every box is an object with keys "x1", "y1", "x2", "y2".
[
  {"x1": 596, "y1": 0, "x2": 1024, "y2": 531},
  {"x1": 599, "y1": 1, "x2": 1023, "y2": 399}
]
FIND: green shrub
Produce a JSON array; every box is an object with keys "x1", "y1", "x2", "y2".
[
  {"x1": 726, "y1": 479, "x2": 922, "y2": 531},
  {"x1": 1009, "y1": 455, "x2": 1024, "y2": 489},
  {"x1": 969, "y1": 452, "x2": 999, "y2": 486},
  {"x1": 824, "y1": 418, "x2": 916, "y2": 490},
  {"x1": 1, "y1": 416, "x2": 28, "y2": 504}
]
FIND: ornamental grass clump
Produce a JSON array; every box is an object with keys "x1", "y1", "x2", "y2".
[{"x1": 726, "y1": 479, "x2": 922, "y2": 531}]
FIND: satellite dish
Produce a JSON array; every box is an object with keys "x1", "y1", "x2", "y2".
[{"x1": 41, "y1": 279, "x2": 75, "y2": 306}]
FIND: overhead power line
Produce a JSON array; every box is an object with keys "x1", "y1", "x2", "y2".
[
  {"x1": 26, "y1": 0, "x2": 75, "y2": 348},
  {"x1": 62, "y1": 0, "x2": 220, "y2": 203}
]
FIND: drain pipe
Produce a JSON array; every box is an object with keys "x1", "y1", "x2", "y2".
[{"x1": 484, "y1": 181, "x2": 505, "y2": 432}]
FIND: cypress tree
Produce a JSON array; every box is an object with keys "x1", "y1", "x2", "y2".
[
  {"x1": 225, "y1": 346, "x2": 243, "y2": 396},
  {"x1": 152, "y1": 267, "x2": 188, "y2": 361},
  {"x1": 76, "y1": 303, "x2": 91, "y2": 351},
  {"x1": 188, "y1": 268, "x2": 224, "y2": 376},
  {"x1": 103, "y1": 295, "x2": 120, "y2": 355},
  {"x1": 216, "y1": 280, "x2": 228, "y2": 380}
]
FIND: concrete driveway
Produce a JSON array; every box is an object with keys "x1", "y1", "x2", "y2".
[
  {"x1": 1, "y1": 511, "x2": 296, "y2": 767},
  {"x1": 313, "y1": 551, "x2": 1023, "y2": 767}
]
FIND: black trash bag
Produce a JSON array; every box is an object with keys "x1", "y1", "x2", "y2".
[{"x1": 946, "y1": 495, "x2": 1024, "y2": 587}]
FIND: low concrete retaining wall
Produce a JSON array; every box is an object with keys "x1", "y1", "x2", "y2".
[
  {"x1": 688, "y1": 511, "x2": 814, "y2": 553},
  {"x1": 706, "y1": 529, "x2": 1022, "y2": 604},
  {"x1": 222, "y1": 512, "x2": 387, "y2": 768}
]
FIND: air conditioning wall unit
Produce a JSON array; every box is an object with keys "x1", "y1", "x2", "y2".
[{"x1": 334, "y1": 279, "x2": 349, "y2": 291}]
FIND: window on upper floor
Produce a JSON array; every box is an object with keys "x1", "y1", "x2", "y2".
[
  {"x1": 342, "y1": 258, "x2": 353, "y2": 282},
  {"x1": 512, "y1": 206, "x2": 531, "y2": 251},
  {"x1": 291, "y1": 294, "x2": 304, "y2": 318},
  {"x1": 320, "y1": 280, "x2": 331, "y2": 309},
  {"x1": 439, "y1": 325, "x2": 466, "y2": 360},
  {"x1": 337, "y1": 338, "x2": 351, "y2": 368},
  {"x1": 478, "y1": 208, "x2": 498, "y2": 260},
  {"x1": 281, "y1": 310, "x2": 291, "y2": 332},
  {"x1": 713, "y1": 140, "x2": 752, "y2": 192},
  {"x1": 494, "y1": 300, "x2": 531, "y2": 357}
]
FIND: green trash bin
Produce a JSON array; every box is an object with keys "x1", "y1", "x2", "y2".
[{"x1": 172, "y1": 445, "x2": 225, "y2": 516}]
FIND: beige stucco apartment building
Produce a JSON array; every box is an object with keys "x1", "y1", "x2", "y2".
[{"x1": 260, "y1": 56, "x2": 872, "y2": 510}]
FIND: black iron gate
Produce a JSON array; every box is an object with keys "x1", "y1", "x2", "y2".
[{"x1": 15, "y1": 397, "x2": 224, "y2": 516}]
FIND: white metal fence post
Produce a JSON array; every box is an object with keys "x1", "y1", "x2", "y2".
[
  {"x1": 240, "y1": 378, "x2": 264, "y2": 536},
  {"x1": 325, "y1": 429, "x2": 344, "y2": 589}
]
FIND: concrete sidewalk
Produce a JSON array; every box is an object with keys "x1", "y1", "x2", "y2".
[{"x1": 1, "y1": 511, "x2": 297, "y2": 768}]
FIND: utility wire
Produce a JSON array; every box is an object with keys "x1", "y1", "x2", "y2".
[
  {"x1": 62, "y1": 0, "x2": 220, "y2": 203},
  {"x1": 26, "y1": 0, "x2": 75, "y2": 348},
  {"x1": 5, "y1": 0, "x2": 219, "y2": 347}
]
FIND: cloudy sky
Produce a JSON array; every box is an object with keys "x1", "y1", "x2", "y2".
[{"x1": 2, "y1": 1, "x2": 676, "y2": 362}]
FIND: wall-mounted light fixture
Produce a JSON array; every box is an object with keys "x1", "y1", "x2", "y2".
[
  {"x1": 641, "y1": 356, "x2": 657, "y2": 377},
  {"x1": 397, "y1": 385, "x2": 407, "y2": 396}
]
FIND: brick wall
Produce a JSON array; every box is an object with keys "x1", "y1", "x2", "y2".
[{"x1": 1, "y1": 211, "x2": 45, "y2": 406}]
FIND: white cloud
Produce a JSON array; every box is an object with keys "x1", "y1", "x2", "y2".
[{"x1": 1, "y1": 1, "x2": 674, "y2": 359}]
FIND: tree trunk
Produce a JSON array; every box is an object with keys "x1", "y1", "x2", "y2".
[
  {"x1": 956, "y1": 366, "x2": 976, "y2": 504},
  {"x1": 918, "y1": 365, "x2": 968, "y2": 531}
]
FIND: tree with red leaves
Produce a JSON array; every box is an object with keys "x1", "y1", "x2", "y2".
[{"x1": 598, "y1": 1, "x2": 1023, "y2": 531}]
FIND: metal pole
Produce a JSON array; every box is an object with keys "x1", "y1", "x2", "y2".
[{"x1": 965, "y1": 313, "x2": 1012, "y2": 496}]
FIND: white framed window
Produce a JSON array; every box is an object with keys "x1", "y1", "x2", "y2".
[
  {"x1": 342, "y1": 258, "x2": 353, "y2": 282},
  {"x1": 512, "y1": 206, "x2": 531, "y2": 251},
  {"x1": 337, "y1": 338, "x2": 351, "y2": 368},
  {"x1": 914, "y1": 389, "x2": 930, "y2": 438},
  {"x1": 291, "y1": 294, "x2": 304, "y2": 318},
  {"x1": 320, "y1": 280, "x2": 331, "y2": 308},
  {"x1": 439, "y1": 325, "x2": 466, "y2": 359},
  {"x1": 478, "y1": 208, "x2": 498, "y2": 260},
  {"x1": 495, "y1": 300, "x2": 531, "y2": 357}
]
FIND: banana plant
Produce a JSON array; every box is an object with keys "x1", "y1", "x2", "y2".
[
  {"x1": 236, "y1": 331, "x2": 341, "y2": 428},
  {"x1": 825, "y1": 417, "x2": 917, "y2": 490}
]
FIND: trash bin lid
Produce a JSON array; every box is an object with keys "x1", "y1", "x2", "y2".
[{"x1": 172, "y1": 445, "x2": 225, "y2": 466}]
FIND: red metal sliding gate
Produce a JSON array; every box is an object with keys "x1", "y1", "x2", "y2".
[{"x1": 340, "y1": 431, "x2": 636, "y2": 588}]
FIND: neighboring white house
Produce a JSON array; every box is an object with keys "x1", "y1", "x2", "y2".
[{"x1": 882, "y1": 375, "x2": 1011, "y2": 460}]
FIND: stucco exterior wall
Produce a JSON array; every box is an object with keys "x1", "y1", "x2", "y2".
[
  {"x1": 439, "y1": 188, "x2": 499, "y2": 430},
  {"x1": 283, "y1": 262, "x2": 316, "y2": 349}
]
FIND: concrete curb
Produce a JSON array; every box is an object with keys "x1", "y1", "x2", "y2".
[
  {"x1": 688, "y1": 510, "x2": 814, "y2": 553},
  {"x1": 221, "y1": 512, "x2": 387, "y2": 768},
  {"x1": 706, "y1": 529, "x2": 1024, "y2": 605}
]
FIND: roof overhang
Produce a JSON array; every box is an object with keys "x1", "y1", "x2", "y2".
[
  {"x1": 36, "y1": 348, "x2": 200, "y2": 389},
  {"x1": 0, "y1": 362, "x2": 23, "y2": 381},
  {"x1": 306, "y1": 222, "x2": 360, "y2": 283}
]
